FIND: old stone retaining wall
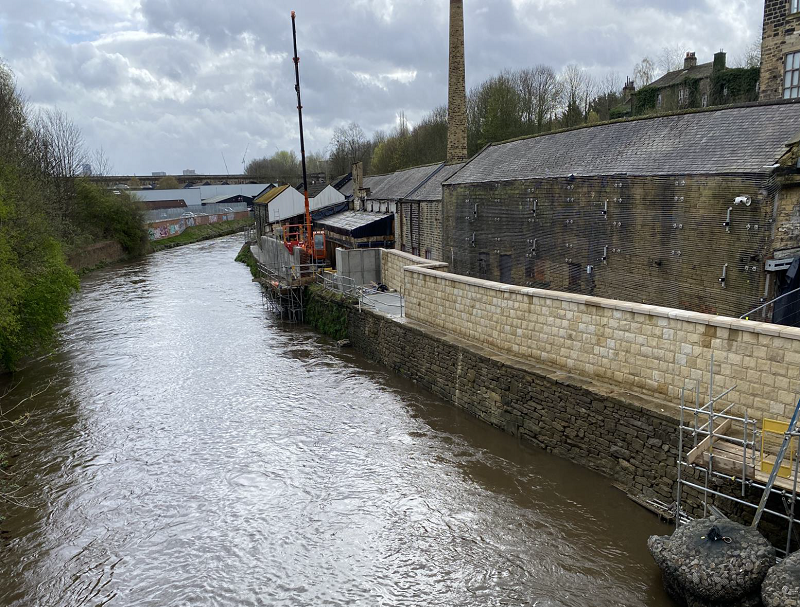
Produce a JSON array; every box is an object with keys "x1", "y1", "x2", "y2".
[
  {"x1": 305, "y1": 286, "x2": 794, "y2": 545},
  {"x1": 147, "y1": 210, "x2": 251, "y2": 241},
  {"x1": 67, "y1": 240, "x2": 125, "y2": 273},
  {"x1": 400, "y1": 265, "x2": 800, "y2": 421}
]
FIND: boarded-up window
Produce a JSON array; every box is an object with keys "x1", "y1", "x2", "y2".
[{"x1": 500, "y1": 254, "x2": 512, "y2": 284}]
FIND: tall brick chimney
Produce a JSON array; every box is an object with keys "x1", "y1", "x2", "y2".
[
  {"x1": 447, "y1": 0, "x2": 467, "y2": 164},
  {"x1": 684, "y1": 52, "x2": 697, "y2": 70}
]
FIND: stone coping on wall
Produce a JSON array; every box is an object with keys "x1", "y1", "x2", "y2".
[
  {"x1": 404, "y1": 266, "x2": 800, "y2": 342},
  {"x1": 382, "y1": 249, "x2": 449, "y2": 271}
]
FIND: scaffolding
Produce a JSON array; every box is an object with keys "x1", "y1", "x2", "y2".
[
  {"x1": 257, "y1": 262, "x2": 321, "y2": 323},
  {"x1": 673, "y1": 355, "x2": 800, "y2": 557}
]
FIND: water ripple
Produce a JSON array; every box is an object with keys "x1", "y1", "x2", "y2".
[{"x1": 1, "y1": 236, "x2": 673, "y2": 606}]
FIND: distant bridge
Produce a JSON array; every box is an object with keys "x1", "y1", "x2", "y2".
[{"x1": 90, "y1": 174, "x2": 256, "y2": 189}]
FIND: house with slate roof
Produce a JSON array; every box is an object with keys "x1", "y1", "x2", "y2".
[
  {"x1": 397, "y1": 162, "x2": 465, "y2": 260},
  {"x1": 441, "y1": 101, "x2": 800, "y2": 320}
]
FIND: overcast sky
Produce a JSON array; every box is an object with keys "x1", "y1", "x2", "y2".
[{"x1": 0, "y1": 0, "x2": 762, "y2": 176}]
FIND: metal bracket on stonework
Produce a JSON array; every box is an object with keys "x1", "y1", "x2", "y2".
[
  {"x1": 724, "y1": 207, "x2": 733, "y2": 233},
  {"x1": 719, "y1": 263, "x2": 728, "y2": 288}
]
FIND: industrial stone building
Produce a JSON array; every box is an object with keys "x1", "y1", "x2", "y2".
[
  {"x1": 397, "y1": 162, "x2": 465, "y2": 260},
  {"x1": 441, "y1": 101, "x2": 800, "y2": 319}
]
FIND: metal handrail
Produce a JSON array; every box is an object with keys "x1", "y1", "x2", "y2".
[
  {"x1": 740, "y1": 286, "x2": 800, "y2": 320},
  {"x1": 358, "y1": 287, "x2": 405, "y2": 317}
]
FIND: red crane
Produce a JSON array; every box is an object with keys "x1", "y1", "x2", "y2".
[{"x1": 289, "y1": 11, "x2": 325, "y2": 261}]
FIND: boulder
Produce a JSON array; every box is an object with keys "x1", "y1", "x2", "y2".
[
  {"x1": 762, "y1": 549, "x2": 800, "y2": 607},
  {"x1": 648, "y1": 516, "x2": 776, "y2": 606}
]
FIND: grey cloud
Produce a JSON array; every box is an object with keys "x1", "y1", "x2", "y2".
[{"x1": 0, "y1": 0, "x2": 764, "y2": 174}]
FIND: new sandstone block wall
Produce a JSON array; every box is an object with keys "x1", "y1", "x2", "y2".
[
  {"x1": 402, "y1": 266, "x2": 800, "y2": 421},
  {"x1": 381, "y1": 249, "x2": 448, "y2": 294}
]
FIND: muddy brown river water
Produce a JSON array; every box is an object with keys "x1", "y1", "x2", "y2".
[{"x1": 0, "y1": 235, "x2": 675, "y2": 606}]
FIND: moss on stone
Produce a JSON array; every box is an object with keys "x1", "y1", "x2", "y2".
[{"x1": 304, "y1": 285, "x2": 354, "y2": 341}]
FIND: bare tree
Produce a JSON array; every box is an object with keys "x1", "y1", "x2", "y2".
[
  {"x1": 658, "y1": 44, "x2": 686, "y2": 74},
  {"x1": 328, "y1": 122, "x2": 369, "y2": 176},
  {"x1": 735, "y1": 38, "x2": 762, "y2": 69},
  {"x1": 36, "y1": 108, "x2": 88, "y2": 178},
  {"x1": 517, "y1": 65, "x2": 561, "y2": 132},
  {"x1": 559, "y1": 64, "x2": 593, "y2": 126},
  {"x1": 90, "y1": 146, "x2": 113, "y2": 177},
  {"x1": 633, "y1": 57, "x2": 657, "y2": 88}
]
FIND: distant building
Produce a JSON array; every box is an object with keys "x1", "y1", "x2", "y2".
[
  {"x1": 138, "y1": 199, "x2": 188, "y2": 211},
  {"x1": 627, "y1": 51, "x2": 759, "y2": 116},
  {"x1": 152, "y1": 171, "x2": 167, "y2": 177},
  {"x1": 183, "y1": 169, "x2": 197, "y2": 176},
  {"x1": 81, "y1": 164, "x2": 92, "y2": 176}
]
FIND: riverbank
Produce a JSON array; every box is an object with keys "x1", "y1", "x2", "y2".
[
  {"x1": 148, "y1": 218, "x2": 252, "y2": 253},
  {"x1": 303, "y1": 284, "x2": 795, "y2": 548}
]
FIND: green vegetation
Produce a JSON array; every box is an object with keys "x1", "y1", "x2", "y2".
[
  {"x1": 149, "y1": 218, "x2": 253, "y2": 253},
  {"x1": 156, "y1": 175, "x2": 180, "y2": 189},
  {"x1": 0, "y1": 61, "x2": 147, "y2": 372},
  {"x1": 235, "y1": 243, "x2": 259, "y2": 278},
  {"x1": 304, "y1": 285, "x2": 353, "y2": 341},
  {"x1": 710, "y1": 67, "x2": 760, "y2": 106},
  {"x1": 634, "y1": 86, "x2": 660, "y2": 114}
]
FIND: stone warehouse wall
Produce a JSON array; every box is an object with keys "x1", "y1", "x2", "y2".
[
  {"x1": 397, "y1": 201, "x2": 444, "y2": 262},
  {"x1": 442, "y1": 174, "x2": 779, "y2": 318},
  {"x1": 403, "y1": 265, "x2": 800, "y2": 421},
  {"x1": 380, "y1": 249, "x2": 448, "y2": 294}
]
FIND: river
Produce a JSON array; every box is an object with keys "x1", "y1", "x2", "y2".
[{"x1": 0, "y1": 235, "x2": 674, "y2": 606}]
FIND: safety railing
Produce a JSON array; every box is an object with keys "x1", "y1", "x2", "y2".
[
  {"x1": 316, "y1": 271, "x2": 359, "y2": 297},
  {"x1": 357, "y1": 286, "x2": 405, "y2": 318},
  {"x1": 313, "y1": 270, "x2": 405, "y2": 317}
]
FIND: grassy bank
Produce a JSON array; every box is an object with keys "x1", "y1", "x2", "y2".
[
  {"x1": 235, "y1": 243, "x2": 259, "y2": 278},
  {"x1": 148, "y1": 219, "x2": 253, "y2": 253}
]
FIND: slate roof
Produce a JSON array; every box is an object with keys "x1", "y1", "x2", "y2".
[
  {"x1": 295, "y1": 180, "x2": 329, "y2": 198},
  {"x1": 202, "y1": 193, "x2": 253, "y2": 205},
  {"x1": 445, "y1": 103, "x2": 800, "y2": 185},
  {"x1": 368, "y1": 163, "x2": 443, "y2": 200},
  {"x1": 337, "y1": 179, "x2": 354, "y2": 198},
  {"x1": 405, "y1": 162, "x2": 466, "y2": 201},
  {"x1": 254, "y1": 184, "x2": 290, "y2": 205},
  {"x1": 316, "y1": 211, "x2": 394, "y2": 238},
  {"x1": 648, "y1": 62, "x2": 713, "y2": 89}
]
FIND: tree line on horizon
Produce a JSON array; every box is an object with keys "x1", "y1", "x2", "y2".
[{"x1": 246, "y1": 41, "x2": 761, "y2": 182}]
